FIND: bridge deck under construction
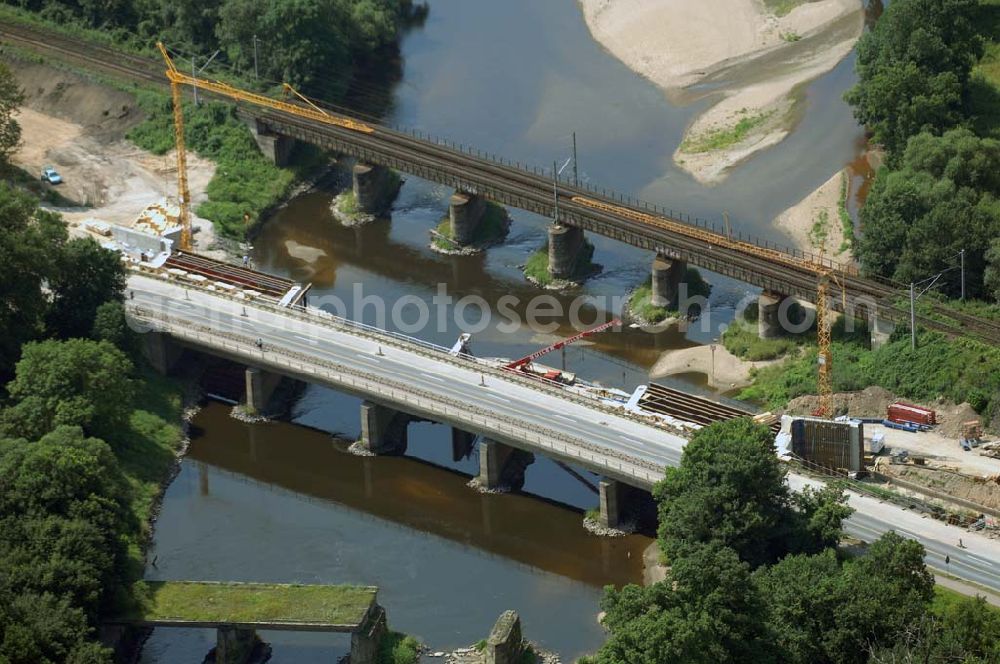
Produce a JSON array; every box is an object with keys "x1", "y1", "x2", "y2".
[
  {"x1": 639, "y1": 383, "x2": 779, "y2": 433},
  {"x1": 164, "y1": 252, "x2": 310, "y2": 305}
]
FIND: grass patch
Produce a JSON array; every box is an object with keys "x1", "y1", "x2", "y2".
[
  {"x1": 808, "y1": 209, "x2": 830, "y2": 251},
  {"x1": 737, "y1": 326, "x2": 1000, "y2": 421},
  {"x1": 337, "y1": 189, "x2": 360, "y2": 217},
  {"x1": 781, "y1": 31, "x2": 802, "y2": 42},
  {"x1": 378, "y1": 631, "x2": 422, "y2": 664},
  {"x1": 764, "y1": 0, "x2": 808, "y2": 16},
  {"x1": 123, "y1": 581, "x2": 377, "y2": 626},
  {"x1": 127, "y1": 91, "x2": 297, "y2": 238},
  {"x1": 585, "y1": 507, "x2": 601, "y2": 522},
  {"x1": 681, "y1": 110, "x2": 773, "y2": 153},
  {"x1": 432, "y1": 201, "x2": 509, "y2": 250},
  {"x1": 722, "y1": 318, "x2": 801, "y2": 361},
  {"x1": 931, "y1": 585, "x2": 1000, "y2": 616},
  {"x1": 524, "y1": 239, "x2": 597, "y2": 286}
]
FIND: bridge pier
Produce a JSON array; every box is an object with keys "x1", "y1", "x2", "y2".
[
  {"x1": 476, "y1": 439, "x2": 534, "y2": 491},
  {"x1": 215, "y1": 625, "x2": 260, "y2": 664},
  {"x1": 650, "y1": 255, "x2": 687, "y2": 309},
  {"x1": 451, "y1": 428, "x2": 476, "y2": 462},
  {"x1": 350, "y1": 604, "x2": 387, "y2": 664},
  {"x1": 598, "y1": 479, "x2": 626, "y2": 530},
  {"x1": 244, "y1": 367, "x2": 281, "y2": 415},
  {"x1": 449, "y1": 191, "x2": 486, "y2": 246},
  {"x1": 247, "y1": 118, "x2": 294, "y2": 167},
  {"x1": 360, "y1": 401, "x2": 409, "y2": 455},
  {"x1": 870, "y1": 315, "x2": 895, "y2": 350},
  {"x1": 548, "y1": 223, "x2": 585, "y2": 280},
  {"x1": 143, "y1": 331, "x2": 182, "y2": 375},
  {"x1": 758, "y1": 290, "x2": 788, "y2": 339},
  {"x1": 353, "y1": 163, "x2": 399, "y2": 217}
]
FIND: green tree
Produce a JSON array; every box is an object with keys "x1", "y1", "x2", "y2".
[
  {"x1": 857, "y1": 129, "x2": 1000, "y2": 298},
  {"x1": 595, "y1": 544, "x2": 776, "y2": 664},
  {"x1": 654, "y1": 419, "x2": 850, "y2": 568},
  {"x1": 0, "y1": 61, "x2": 24, "y2": 166},
  {"x1": 985, "y1": 238, "x2": 1000, "y2": 302},
  {"x1": 91, "y1": 300, "x2": 138, "y2": 357},
  {"x1": 0, "y1": 185, "x2": 67, "y2": 382},
  {"x1": 0, "y1": 591, "x2": 112, "y2": 664},
  {"x1": 46, "y1": 237, "x2": 127, "y2": 340},
  {"x1": 845, "y1": 0, "x2": 983, "y2": 157},
  {"x1": 1, "y1": 339, "x2": 135, "y2": 441}
]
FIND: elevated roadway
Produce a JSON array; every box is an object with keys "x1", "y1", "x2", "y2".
[{"x1": 127, "y1": 273, "x2": 1000, "y2": 594}]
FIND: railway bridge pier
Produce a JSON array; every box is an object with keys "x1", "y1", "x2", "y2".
[
  {"x1": 650, "y1": 254, "x2": 687, "y2": 309},
  {"x1": 352, "y1": 162, "x2": 400, "y2": 217},
  {"x1": 449, "y1": 190, "x2": 487, "y2": 247}
]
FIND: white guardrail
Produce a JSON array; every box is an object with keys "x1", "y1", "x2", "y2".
[{"x1": 129, "y1": 302, "x2": 666, "y2": 488}]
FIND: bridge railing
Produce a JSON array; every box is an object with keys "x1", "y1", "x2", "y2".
[{"x1": 133, "y1": 307, "x2": 666, "y2": 487}]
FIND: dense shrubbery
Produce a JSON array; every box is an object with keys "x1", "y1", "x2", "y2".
[
  {"x1": 0, "y1": 185, "x2": 186, "y2": 660},
  {"x1": 847, "y1": 0, "x2": 1000, "y2": 302},
  {"x1": 585, "y1": 419, "x2": 1000, "y2": 664}
]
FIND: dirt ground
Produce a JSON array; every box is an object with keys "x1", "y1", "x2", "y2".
[
  {"x1": 8, "y1": 60, "x2": 219, "y2": 252},
  {"x1": 786, "y1": 387, "x2": 1000, "y2": 477},
  {"x1": 649, "y1": 343, "x2": 782, "y2": 389},
  {"x1": 773, "y1": 168, "x2": 850, "y2": 261}
]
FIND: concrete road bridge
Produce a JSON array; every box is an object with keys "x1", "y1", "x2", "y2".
[
  {"x1": 4, "y1": 20, "x2": 1000, "y2": 348},
  {"x1": 129, "y1": 272, "x2": 1000, "y2": 595}
]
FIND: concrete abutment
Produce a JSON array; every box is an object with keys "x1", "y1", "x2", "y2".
[
  {"x1": 247, "y1": 118, "x2": 294, "y2": 167},
  {"x1": 650, "y1": 255, "x2": 687, "y2": 309},
  {"x1": 352, "y1": 162, "x2": 400, "y2": 216},
  {"x1": 143, "y1": 331, "x2": 182, "y2": 375},
  {"x1": 349, "y1": 604, "x2": 387, "y2": 664},
  {"x1": 870, "y1": 315, "x2": 895, "y2": 350}
]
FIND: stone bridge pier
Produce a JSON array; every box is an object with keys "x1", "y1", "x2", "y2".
[
  {"x1": 476, "y1": 439, "x2": 535, "y2": 491},
  {"x1": 650, "y1": 254, "x2": 687, "y2": 309},
  {"x1": 548, "y1": 223, "x2": 586, "y2": 280},
  {"x1": 352, "y1": 162, "x2": 400, "y2": 217},
  {"x1": 758, "y1": 290, "x2": 790, "y2": 339},
  {"x1": 244, "y1": 367, "x2": 282, "y2": 414},
  {"x1": 359, "y1": 401, "x2": 411, "y2": 455},
  {"x1": 215, "y1": 626, "x2": 261, "y2": 664},
  {"x1": 449, "y1": 190, "x2": 486, "y2": 247}
]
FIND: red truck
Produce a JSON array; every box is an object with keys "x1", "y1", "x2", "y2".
[{"x1": 887, "y1": 402, "x2": 936, "y2": 426}]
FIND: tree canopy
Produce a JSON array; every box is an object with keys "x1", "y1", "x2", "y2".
[
  {"x1": 1, "y1": 339, "x2": 135, "y2": 442},
  {"x1": 46, "y1": 237, "x2": 127, "y2": 340}
]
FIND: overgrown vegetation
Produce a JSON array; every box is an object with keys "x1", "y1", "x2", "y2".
[
  {"x1": 378, "y1": 631, "x2": 422, "y2": 664},
  {"x1": 681, "y1": 110, "x2": 773, "y2": 153},
  {"x1": 626, "y1": 268, "x2": 712, "y2": 323},
  {"x1": 0, "y1": 179, "x2": 187, "y2": 660},
  {"x1": 524, "y1": 239, "x2": 597, "y2": 286},
  {"x1": 836, "y1": 171, "x2": 854, "y2": 255},
  {"x1": 722, "y1": 318, "x2": 801, "y2": 361},
  {"x1": 583, "y1": 419, "x2": 1000, "y2": 664},
  {"x1": 764, "y1": 0, "x2": 808, "y2": 17}
]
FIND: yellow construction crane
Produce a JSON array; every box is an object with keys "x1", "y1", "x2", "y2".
[
  {"x1": 155, "y1": 42, "x2": 376, "y2": 253},
  {"x1": 815, "y1": 275, "x2": 832, "y2": 417}
]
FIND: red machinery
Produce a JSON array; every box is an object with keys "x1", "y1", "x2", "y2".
[
  {"x1": 503, "y1": 318, "x2": 621, "y2": 375},
  {"x1": 887, "y1": 402, "x2": 936, "y2": 426}
]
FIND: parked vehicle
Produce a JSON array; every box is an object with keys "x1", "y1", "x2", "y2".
[{"x1": 40, "y1": 166, "x2": 62, "y2": 184}]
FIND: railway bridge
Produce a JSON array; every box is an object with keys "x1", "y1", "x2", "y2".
[{"x1": 4, "y1": 20, "x2": 999, "y2": 348}]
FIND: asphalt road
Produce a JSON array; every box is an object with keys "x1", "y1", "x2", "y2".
[{"x1": 129, "y1": 274, "x2": 1000, "y2": 594}]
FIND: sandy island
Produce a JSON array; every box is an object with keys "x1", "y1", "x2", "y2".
[{"x1": 580, "y1": 0, "x2": 864, "y2": 184}]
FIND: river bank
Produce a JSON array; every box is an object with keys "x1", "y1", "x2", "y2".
[{"x1": 580, "y1": 0, "x2": 864, "y2": 184}]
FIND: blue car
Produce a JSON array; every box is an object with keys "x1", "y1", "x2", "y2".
[{"x1": 40, "y1": 167, "x2": 63, "y2": 184}]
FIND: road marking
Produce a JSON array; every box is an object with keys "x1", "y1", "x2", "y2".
[{"x1": 419, "y1": 373, "x2": 445, "y2": 383}]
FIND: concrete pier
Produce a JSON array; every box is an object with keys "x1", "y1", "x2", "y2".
[
  {"x1": 350, "y1": 605, "x2": 387, "y2": 664},
  {"x1": 216, "y1": 626, "x2": 259, "y2": 664},
  {"x1": 485, "y1": 610, "x2": 525, "y2": 664},
  {"x1": 548, "y1": 223, "x2": 585, "y2": 280},
  {"x1": 598, "y1": 479, "x2": 625, "y2": 530},
  {"x1": 244, "y1": 367, "x2": 280, "y2": 414},
  {"x1": 143, "y1": 331, "x2": 182, "y2": 375},
  {"x1": 870, "y1": 315, "x2": 895, "y2": 350},
  {"x1": 352, "y1": 163, "x2": 398, "y2": 216},
  {"x1": 650, "y1": 255, "x2": 687, "y2": 309},
  {"x1": 477, "y1": 440, "x2": 534, "y2": 491},
  {"x1": 360, "y1": 401, "x2": 408, "y2": 455},
  {"x1": 247, "y1": 118, "x2": 293, "y2": 167},
  {"x1": 758, "y1": 290, "x2": 787, "y2": 339},
  {"x1": 451, "y1": 428, "x2": 476, "y2": 462},
  {"x1": 449, "y1": 191, "x2": 486, "y2": 246}
]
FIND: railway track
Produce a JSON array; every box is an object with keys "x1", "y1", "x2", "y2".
[{"x1": 4, "y1": 19, "x2": 999, "y2": 347}]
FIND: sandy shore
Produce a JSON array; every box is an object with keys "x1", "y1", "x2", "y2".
[
  {"x1": 773, "y1": 168, "x2": 851, "y2": 260},
  {"x1": 581, "y1": 0, "x2": 864, "y2": 183},
  {"x1": 649, "y1": 343, "x2": 780, "y2": 390}
]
